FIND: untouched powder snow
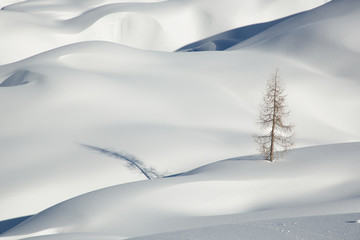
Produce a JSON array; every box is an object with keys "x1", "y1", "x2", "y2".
[
  {"x1": 0, "y1": 0, "x2": 326, "y2": 63},
  {"x1": 179, "y1": 0, "x2": 360, "y2": 77},
  {"x1": 1, "y1": 143, "x2": 360, "y2": 240},
  {"x1": 230, "y1": 0, "x2": 360, "y2": 78},
  {"x1": 128, "y1": 213, "x2": 360, "y2": 240},
  {"x1": 1, "y1": 0, "x2": 360, "y2": 239},
  {"x1": 1, "y1": 39, "x2": 359, "y2": 222}
]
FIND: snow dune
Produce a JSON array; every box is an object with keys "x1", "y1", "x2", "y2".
[
  {"x1": 0, "y1": 0, "x2": 326, "y2": 63},
  {"x1": 179, "y1": 0, "x2": 360, "y2": 77},
  {"x1": 231, "y1": 0, "x2": 360, "y2": 78},
  {"x1": 1, "y1": 0, "x2": 360, "y2": 239},
  {"x1": 2, "y1": 143, "x2": 360, "y2": 240},
  {"x1": 1, "y1": 36, "x2": 359, "y2": 222}
]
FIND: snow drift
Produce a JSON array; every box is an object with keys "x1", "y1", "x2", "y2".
[
  {"x1": 179, "y1": 0, "x2": 360, "y2": 76},
  {"x1": 1, "y1": 143, "x2": 360, "y2": 240},
  {"x1": 0, "y1": 0, "x2": 326, "y2": 63},
  {"x1": 0, "y1": 0, "x2": 359, "y2": 239},
  {"x1": 1, "y1": 37, "x2": 359, "y2": 222}
]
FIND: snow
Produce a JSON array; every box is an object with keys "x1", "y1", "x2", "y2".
[
  {"x1": 180, "y1": 0, "x2": 360, "y2": 78},
  {"x1": 1, "y1": 143, "x2": 360, "y2": 240},
  {"x1": 128, "y1": 213, "x2": 360, "y2": 240},
  {"x1": 1, "y1": 0, "x2": 360, "y2": 239},
  {"x1": 0, "y1": 0, "x2": 326, "y2": 64},
  {"x1": 1, "y1": 43, "x2": 358, "y2": 221}
]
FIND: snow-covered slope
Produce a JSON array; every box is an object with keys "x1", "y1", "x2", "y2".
[
  {"x1": 0, "y1": 0, "x2": 326, "y2": 64},
  {"x1": 0, "y1": 0, "x2": 359, "y2": 239},
  {"x1": 1, "y1": 39, "x2": 359, "y2": 222},
  {"x1": 128, "y1": 213, "x2": 360, "y2": 240},
  {"x1": 2, "y1": 143, "x2": 360, "y2": 240},
  {"x1": 231, "y1": 0, "x2": 360, "y2": 78},
  {"x1": 179, "y1": 0, "x2": 360, "y2": 77}
]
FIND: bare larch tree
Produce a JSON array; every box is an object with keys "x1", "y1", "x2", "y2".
[{"x1": 256, "y1": 68, "x2": 294, "y2": 162}]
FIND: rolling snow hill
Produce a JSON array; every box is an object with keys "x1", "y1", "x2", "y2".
[
  {"x1": 2, "y1": 143, "x2": 360, "y2": 240},
  {"x1": 0, "y1": 0, "x2": 359, "y2": 239},
  {"x1": 0, "y1": 0, "x2": 326, "y2": 64}
]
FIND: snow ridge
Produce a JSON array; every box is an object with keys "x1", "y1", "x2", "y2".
[{"x1": 1, "y1": 0, "x2": 360, "y2": 240}]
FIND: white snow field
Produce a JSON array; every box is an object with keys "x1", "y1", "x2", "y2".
[
  {"x1": 2, "y1": 143, "x2": 360, "y2": 240},
  {"x1": 1, "y1": 0, "x2": 360, "y2": 239},
  {"x1": 0, "y1": 0, "x2": 326, "y2": 64}
]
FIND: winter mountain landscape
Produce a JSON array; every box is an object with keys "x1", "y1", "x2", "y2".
[{"x1": 1, "y1": 0, "x2": 360, "y2": 239}]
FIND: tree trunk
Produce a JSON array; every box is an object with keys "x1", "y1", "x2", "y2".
[{"x1": 269, "y1": 72, "x2": 278, "y2": 162}]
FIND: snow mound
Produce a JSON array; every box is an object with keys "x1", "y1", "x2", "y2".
[
  {"x1": 1, "y1": 143, "x2": 360, "y2": 240},
  {"x1": 0, "y1": 0, "x2": 326, "y2": 63},
  {"x1": 178, "y1": 0, "x2": 360, "y2": 77},
  {"x1": 0, "y1": 0, "x2": 359, "y2": 239},
  {"x1": 231, "y1": 0, "x2": 360, "y2": 77},
  {"x1": 1, "y1": 38, "x2": 360, "y2": 222}
]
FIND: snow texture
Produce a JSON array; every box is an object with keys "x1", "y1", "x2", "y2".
[{"x1": 0, "y1": 0, "x2": 359, "y2": 239}]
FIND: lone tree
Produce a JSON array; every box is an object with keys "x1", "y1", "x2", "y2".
[{"x1": 256, "y1": 68, "x2": 294, "y2": 162}]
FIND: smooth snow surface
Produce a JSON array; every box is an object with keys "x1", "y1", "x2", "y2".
[
  {"x1": 179, "y1": 0, "x2": 360, "y2": 76},
  {"x1": 2, "y1": 143, "x2": 360, "y2": 240},
  {"x1": 128, "y1": 213, "x2": 360, "y2": 240},
  {"x1": 1, "y1": 40, "x2": 359, "y2": 222},
  {"x1": 0, "y1": 0, "x2": 326, "y2": 63},
  {"x1": 1, "y1": 0, "x2": 360, "y2": 239}
]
